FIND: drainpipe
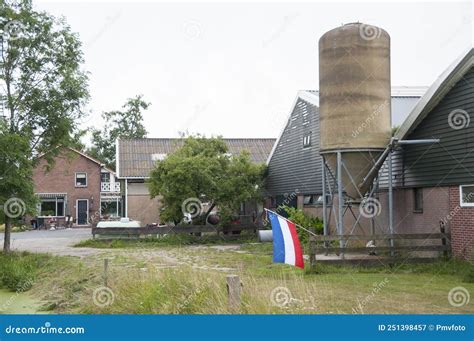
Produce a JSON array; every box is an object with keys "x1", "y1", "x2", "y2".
[{"x1": 125, "y1": 178, "x2": 128, "y2": 218}]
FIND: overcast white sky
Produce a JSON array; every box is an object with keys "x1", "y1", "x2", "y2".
[{"x1": 35, "y1": 1, "x2": 472, "y2": 141}]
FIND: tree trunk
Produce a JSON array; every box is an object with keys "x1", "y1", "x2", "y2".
[
  {"x1": 205, "y1": 203, "x2": 216, "y2": 220},
  {"x1": 3, "y1": 218, "x2": 12, "y2": 254}
]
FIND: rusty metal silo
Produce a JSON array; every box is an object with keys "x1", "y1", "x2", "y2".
[{"x1": 319, "y1": 23, "x2": 391, "y2": 199}]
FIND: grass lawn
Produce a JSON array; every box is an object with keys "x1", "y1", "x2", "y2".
[{"x1": 0, "y1": 237, "x2": 473, "y2": 314}]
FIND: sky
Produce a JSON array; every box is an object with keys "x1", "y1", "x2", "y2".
[{"x1": 34, "y1": 1, "x2": 473, "y2": 142}]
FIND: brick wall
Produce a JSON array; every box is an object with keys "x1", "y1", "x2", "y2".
[
  {"x1": 270, "y1": 186, "x2": 473, "y2": 259},
  {"x1": 126, "y1": 182, "x2": 161, "y2": 224},
  {"x1": 378, "y1": 186, "x2": 450, "y2": 234},
  {"x1": 449, "y1": 186, "x2": 474, "y2": 260},
  {"x1": 33, "y1": 150, "x2": 101, "y2": 226}
]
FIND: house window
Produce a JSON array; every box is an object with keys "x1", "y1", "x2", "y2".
[
  {"x1": 316, "y1": 194, "x2": 331, "y2": 205},
  {"x1": 304, "y1": 195, "x2": 324, "y2": 206},
  {"x1": 413, "y1": 188, "x2": 423, "y2": 213},
  {"x1": 460, "y1": 185, "x2": 474, "y2": 207},
  {"x1": 39, "y1": 197, "x2": 65, "y2": 217},
  {"x1": 100, "y1": 198, "x2": 122, "y2": 218},
  {"x1": 101, "y1": 173, "x2": 110, "y2": 183},
  {"x1": 303, "y1": 195, "x2": 313, "y2": 205},
  {"x1": 75, "y1": 172, "x2": 87, "y2": 187},
  {"x1": 303, "y1": 132, "x2": 312, "y2": 148}
]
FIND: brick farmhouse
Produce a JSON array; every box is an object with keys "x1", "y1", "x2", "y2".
[{"x1": 31, "y1": 148, "x2": 123, "y2": 228}]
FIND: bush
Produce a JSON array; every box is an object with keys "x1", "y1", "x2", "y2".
[
  {"x1": 462, "y1": 265, "x2": 474, "y2": 283},
  {"x1": 0, "y1": 254, "x2": 36, "y2": 291},
  {"x1": 280, "y1": 205, "x2": 323, "y2": 244}
]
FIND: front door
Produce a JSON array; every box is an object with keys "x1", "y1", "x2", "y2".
[{"x1": 76, "y1": 199, "x2": 88, "y2": 225}]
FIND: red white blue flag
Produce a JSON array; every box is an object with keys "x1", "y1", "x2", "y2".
[{"x1": 267, "y1": 210, "x2": 304, "y2": 269}]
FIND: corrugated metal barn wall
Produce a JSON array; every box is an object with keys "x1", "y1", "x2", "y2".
[
  {"x1": 391, "y1": 66, "x2": 474, "y2": 188},
  {"x1": 265, "y1": 98, "x2": 323, "y2": 198}
]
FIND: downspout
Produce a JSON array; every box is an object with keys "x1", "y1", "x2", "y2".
[{"x1": 125, "y1": 178, "x2": 128, "y2": 218}]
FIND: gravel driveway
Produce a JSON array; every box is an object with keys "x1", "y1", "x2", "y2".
[
  {"x1": 0, "y1": 228, "x2": 100, "y2": 257},
  {"x1": 0, "y1": 229, "x2": 242, "y2": 271}
]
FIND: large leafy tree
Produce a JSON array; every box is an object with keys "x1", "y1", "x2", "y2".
[
  {"x1": 89, "y1": 95, "x2": 150, "y2": 169},
  {"x1": 148, "y1": 136, "x2": 267, "y2": 224},
  {"x1": 0, "y1": 0, "x2": 89, "y2": 252}
]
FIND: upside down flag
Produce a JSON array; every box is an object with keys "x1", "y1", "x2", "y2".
[{"x1": 267, "y1": 210, "x2": 304, "y2": 269}]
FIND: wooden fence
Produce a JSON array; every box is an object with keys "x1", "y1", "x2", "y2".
[
  {"x1": 308, "y1": 227, "x2": 451, "y2": 266},
  {"x1": 92, "y1": 224, "x2": 258, "y2": 240}
]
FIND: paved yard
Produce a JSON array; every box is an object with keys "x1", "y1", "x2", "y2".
[{"x1": 0, "y1": 228, "x2": 100, "y2": 257}]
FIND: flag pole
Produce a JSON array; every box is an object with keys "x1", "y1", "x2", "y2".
[{"x1": 264, "y1": 208, "x2": 319, "y2": 237}]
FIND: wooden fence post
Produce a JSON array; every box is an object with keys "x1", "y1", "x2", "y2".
[
  {"x1": 103, "y1": 258, "x2": 109, "y2": 287},
  {"x1": 440, "y1": 223, "x2": 449, "y2": 258},
  {"x1": 226, "y1": 275, "x2": 241, "y2": 310},
  {"x1": 309, "y1": 236, "x2": 315, "y2": 267}
]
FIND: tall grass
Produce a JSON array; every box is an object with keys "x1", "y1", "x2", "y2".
[
  {"x1": 80, "y1": 266, "x2": 319, "y2": 314},
  {"x1": 0, "y1": 252, "x2": 50, "y2": 291}
]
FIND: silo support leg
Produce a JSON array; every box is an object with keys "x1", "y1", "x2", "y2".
[
  {"x1": 337, "y1": 152, "x2": 344, "y2": 259},
  {"x1": 388, "y1": 151, "x2": 394, "y2": 257}
]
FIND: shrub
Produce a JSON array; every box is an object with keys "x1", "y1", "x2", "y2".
[
  {"x1": 462, "y1": 265, "x2": 474, "y2": 283},
  {"x1": 280, "y1": 205, "x2": 323, "y2": 244},
  {"x1": 0, "y1": 254, "x2": 36, "y2": 291}
]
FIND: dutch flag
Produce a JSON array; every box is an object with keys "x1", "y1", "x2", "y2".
[{"x1": 267, "y1": 210, "x2": 305, "y2": 269}]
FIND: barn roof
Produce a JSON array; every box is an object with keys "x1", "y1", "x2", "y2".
[{"x1": 116, "y1": 138, "x2": 276, "y2": 178}]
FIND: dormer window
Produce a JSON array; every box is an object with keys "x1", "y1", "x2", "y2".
[{"x1": 151, "y1": 153, "x2": 167, "y2": 161}]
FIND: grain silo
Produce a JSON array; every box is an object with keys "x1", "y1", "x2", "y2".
[{"x1": 319, "y1": 23, "x2": 391, "y2": 199}]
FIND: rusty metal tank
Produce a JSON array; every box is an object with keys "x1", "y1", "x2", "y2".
[{"x1": 319, "y1": 23, "x2": 391, "y2": 199}]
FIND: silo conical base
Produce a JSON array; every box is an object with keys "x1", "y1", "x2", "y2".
[{"x1": 323, "y1": 150, "x2": 383, "y2": 200}]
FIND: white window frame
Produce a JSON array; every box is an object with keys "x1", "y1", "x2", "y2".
[
  {"x1": 303, "y1": 132, "x2": 312, "y2": 148},
  {"x1": 100, "y1": 172, "x2": 111, "y2": 183},
  {"x1": 100, "y1": 197, "x2": 122, "y2": 218},
  {"x1": 75, "y1": 172, "x2": 88, "y2": 188},
  {"x1": 459, "y1": 185, "x2": 474, "y2": 207}
]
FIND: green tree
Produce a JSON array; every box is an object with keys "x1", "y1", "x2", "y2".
[
  {"x1": 148, "y1": 136, "x2": 267, "y2": 225},
  {"x1": 89, "y1": 95, "x2": 150, "y2": 169},
  {"x1": 0, "y1": 0, "x2": 89, "y2": 252}
]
